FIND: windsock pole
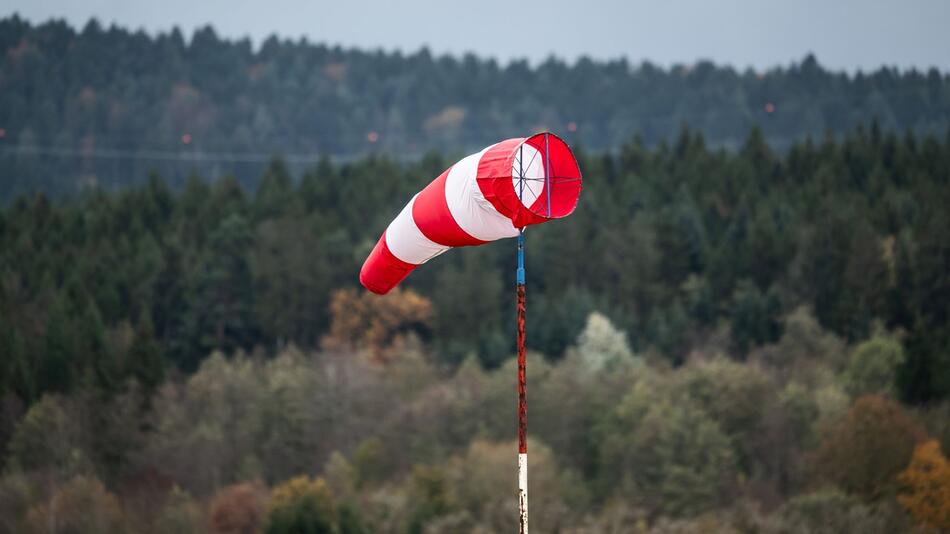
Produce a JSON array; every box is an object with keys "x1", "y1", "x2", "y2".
[
  {"x1": 516, "y1": 141, "x2": 529, "y2": 534},
  {"x1": 516, "y1": 133, "x2": 550, "y2": 534},
  {"x1": 516, "y1": 226, "x2": 528, "y2": 534}
]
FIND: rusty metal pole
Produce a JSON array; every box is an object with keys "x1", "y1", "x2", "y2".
[
  {"x1": 516, "y1": 133, "x2": 550, "y2": 534},
  {"x1": 516, "y1": 229, "x2": 528, "y2": 534},
  {"x1": 516, "y1": 143, "x2": 529, "y2": 534}
]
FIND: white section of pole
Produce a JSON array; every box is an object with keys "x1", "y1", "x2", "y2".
[{"x1": 519, "y1": 452, "x2": 528, "y2": 534}]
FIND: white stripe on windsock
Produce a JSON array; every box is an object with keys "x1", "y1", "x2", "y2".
[
  {"x1": 384, "y1": 194, "x2": 450, "y2": 264},
  {"x1": 444, "y1": 144, "x2": 520, "y2": 241}
]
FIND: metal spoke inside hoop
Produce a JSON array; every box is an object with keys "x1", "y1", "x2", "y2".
[
  {"x1": 517, "y1": 176, "x2": 581, "y2": 183},
  {"x1": 512, "y1": 148, "x2": 540, "y2": 179}
]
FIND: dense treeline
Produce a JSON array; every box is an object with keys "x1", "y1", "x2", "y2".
[
  {"x1": 2, "y1": 124, "x2": 949, "y2": 405},
  {"x1": 2, "y1": 14, "x2": 950, "y2": 199},
  {"x1": 2, "y1": 124, "x2": 950, "y2": 531}
]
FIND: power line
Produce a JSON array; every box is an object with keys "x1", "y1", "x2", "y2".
[{"x1": 0, "y1": 144, "x2": 358, "y2": 164}]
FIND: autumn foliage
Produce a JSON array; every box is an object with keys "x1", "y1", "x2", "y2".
[
  {"x1": 810, "y1": 395, "x2": 927, "y2": 500},
  {"x1": 323, "y1": 288, "x2": 432, "y2": 363},
  {"x1": 898, "y1": 440, "x2": 950, "y2": 530},
  {"x1": 22, "y1": 477, "x2": 126, "y2": 534},
  {"x1": 209, "y1": 482, "x2": 269, "y2": 534},
  {"x1": 265, "y1": 476, "x2": 338, "y2": 534}
]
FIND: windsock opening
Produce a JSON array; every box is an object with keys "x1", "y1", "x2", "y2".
[
  {"x1": 482, "y1": 132, "x2": 583, "y2": 228},
  {"x1": 514, "y1": 133, "x2": 582, "y2": 220}
]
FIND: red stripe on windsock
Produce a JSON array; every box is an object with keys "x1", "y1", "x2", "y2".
[
  {"x1": 359, "y1": 231, "x2": 418, "y2": 294},
  {"x1": 412, "y1": 166, "x2": 486, "y2": 247},
  {"x1": 477, "y1": 137, "x2": 549, "y2": 228},
  {"x1": 476, "y1": 138, "x2": 522, "y2": 220}
]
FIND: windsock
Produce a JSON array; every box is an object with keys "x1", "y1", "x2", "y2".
[{"x1": 360, "y1": 132, "x2": 582, "y2": 294}]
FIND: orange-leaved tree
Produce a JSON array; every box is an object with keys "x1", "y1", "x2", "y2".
[
  {"x1": 898, "y1": 440, "x2": 950, "y2": 530},
  {"x1": 323, "y1": 288, "x2": 432, "y2": 363}
]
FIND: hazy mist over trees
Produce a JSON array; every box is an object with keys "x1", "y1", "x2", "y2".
[{"x1": 1, "y1": 14, "x2": 949, "y2": 199}]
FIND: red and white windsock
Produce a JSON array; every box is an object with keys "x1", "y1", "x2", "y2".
[{"x1": 360, "y1": 133, "x2": 582, "y2": 294}]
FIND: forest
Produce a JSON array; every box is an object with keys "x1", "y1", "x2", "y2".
[
  {"x1": 2, "y1": 14, "x2": 950, "y2": 199},
  {"x1": 1, "y1": 121, "x2": 949, "y2": 532}
]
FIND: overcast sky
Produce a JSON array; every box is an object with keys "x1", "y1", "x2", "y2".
[{"x1": 5, "y1": 0, "x2": 950, "y2": 72}]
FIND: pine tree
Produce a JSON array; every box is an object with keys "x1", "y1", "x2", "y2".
[
  {"x1": 182, "y1": 214, "x2": 257, "y2": 367},
  {"x1": 39, "y1": 296, "x2": 78, "y2": 395},
  {"x1": 127, "y1": 314, "x2": 165, "y2": 391}
]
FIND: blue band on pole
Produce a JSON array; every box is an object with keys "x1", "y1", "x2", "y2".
[{"x1": 517, "y1": 229, "x2": 525, "y2": 285}]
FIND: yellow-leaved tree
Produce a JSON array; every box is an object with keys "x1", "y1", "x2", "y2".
[{"x1": 265, "y1": 476, "x2": 337, "y2": 534}]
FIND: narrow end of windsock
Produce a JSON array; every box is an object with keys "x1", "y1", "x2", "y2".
[{"x1": 359, "y1": 231, "x2": 418, "y2": 295}]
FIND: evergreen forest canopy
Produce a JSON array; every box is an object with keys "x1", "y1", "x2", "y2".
[
  {"x1": 2, "y1": 123, "x2": 950, "y2": 403},
  {"x1": 2, "y1": 14, "x2": 950, "y2": 200}
]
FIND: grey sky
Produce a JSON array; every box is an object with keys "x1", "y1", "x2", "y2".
[{"x1": 5, "y1": 0, "x2": 950, "y2": 72}]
